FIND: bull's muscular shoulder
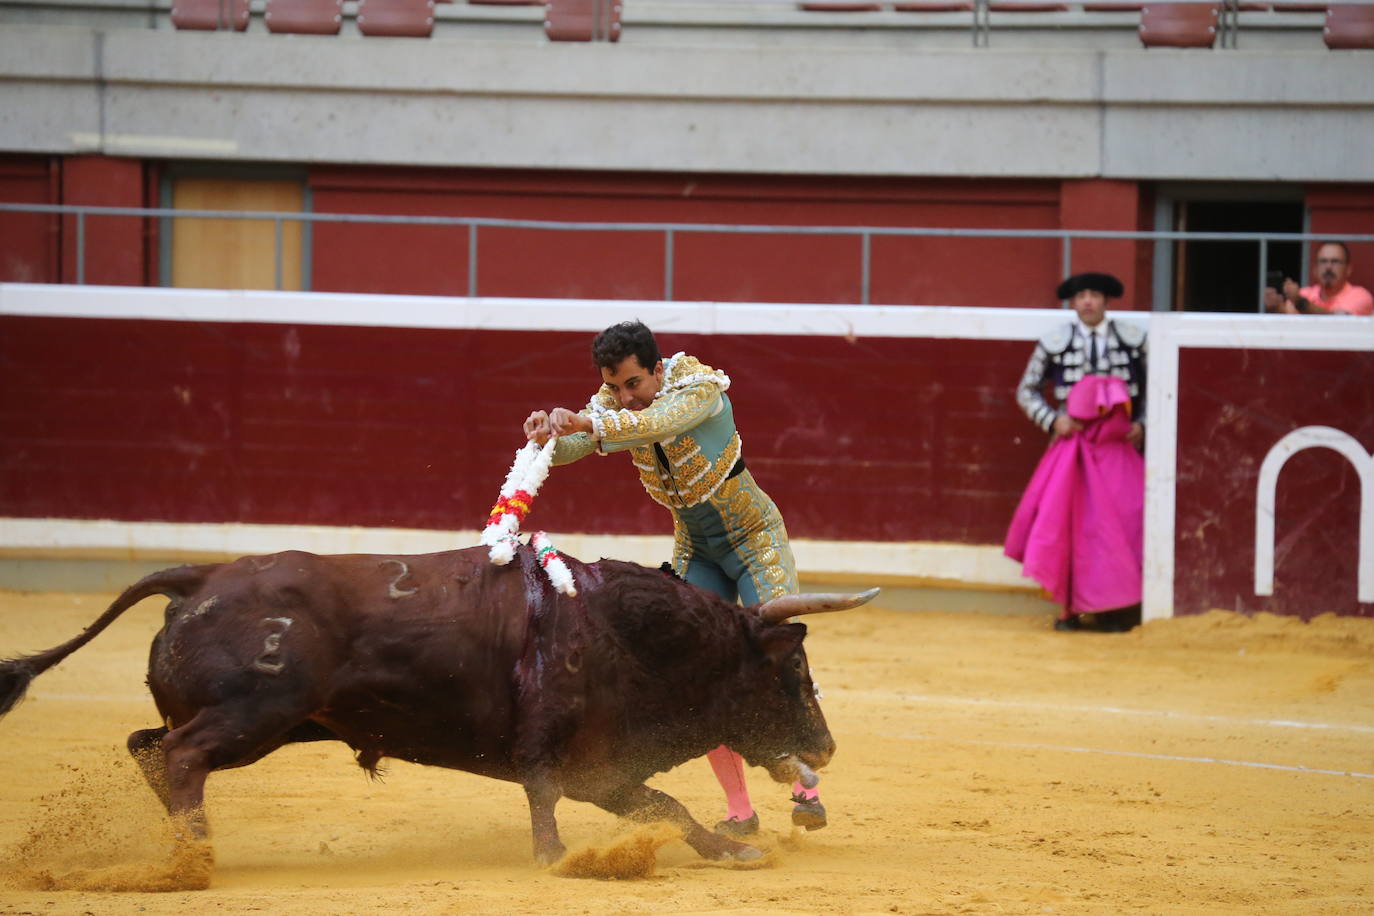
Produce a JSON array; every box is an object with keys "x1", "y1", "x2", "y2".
[
  {"x1": 590, "y1": 558, "x2": 742, "y2": 664},
  {"x1": 1037, "y1": 321, "x2": 1075, "y2": 355}
]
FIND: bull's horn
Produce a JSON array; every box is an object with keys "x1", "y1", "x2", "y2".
[{"x1": 757, "y1": 587, "x2": 881, "y2": 624}]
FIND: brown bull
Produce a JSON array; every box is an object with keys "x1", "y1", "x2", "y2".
[{"x1": 0, "y1": 545, "x2": 876, "y2": 868}]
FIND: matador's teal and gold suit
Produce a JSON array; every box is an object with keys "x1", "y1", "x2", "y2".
[{"x1": 551, "y1": 352, "x2": 798, "y2": 604}]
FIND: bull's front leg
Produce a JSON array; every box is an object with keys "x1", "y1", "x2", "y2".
[
  {"x1": 598, "y1": 784, "x2": 763, "y2": 862},
  {"x1": 522, "y1": 775, "x2": 567, "y2": 865}
]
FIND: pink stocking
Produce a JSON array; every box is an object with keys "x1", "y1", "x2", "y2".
[{"x1": 706, "y1": 745, "x2": 753, "y2": 820}]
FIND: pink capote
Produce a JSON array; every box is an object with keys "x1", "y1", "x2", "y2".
[{"x1": 1004, "y1": 375, "x2": 1143, "y2": 615}]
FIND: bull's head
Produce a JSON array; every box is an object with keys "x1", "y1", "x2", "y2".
[{"x1": 734, "y1": 588, "x2": 880, "y2": 785}]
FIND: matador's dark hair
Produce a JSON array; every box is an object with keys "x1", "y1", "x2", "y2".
[{"x1": 592, "y1": 320, "x2": 661, "y2": 373}]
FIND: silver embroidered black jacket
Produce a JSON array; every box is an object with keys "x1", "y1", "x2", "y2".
[{"x1": 1016, "y1": 319, "x2": 1148, "y2": 433}]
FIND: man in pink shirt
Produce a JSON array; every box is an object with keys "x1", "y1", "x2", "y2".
[{"x1": 1278, "y1": 241, "x2": 1373, "y2": 316}]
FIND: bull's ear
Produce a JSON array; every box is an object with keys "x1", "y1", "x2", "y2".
[{"x1": 756, "y1": 622, "x2": 806, "y2": 663}]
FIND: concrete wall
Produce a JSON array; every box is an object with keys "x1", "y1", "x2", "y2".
[{"x1": 1, "y1": 23, "x2": 1370, "y2": 182}]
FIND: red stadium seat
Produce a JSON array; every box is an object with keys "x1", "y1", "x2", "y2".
[
  {"x1": 989, "y1": 2, "x2": 1069, "y2": 10},
  {"x1": 544, "y1": 0, "x2": 621, "y2": 40},
  {"x1": 1093, "y1": 0, "x2": 1262, "y2": 7},
  {"x1": 1324, "y1": 4, "x2": 1374, "y2": 47},
  {"x1": 798, "y1": 1, "x2": 882, "y2": 8},
  {"x1": 470, "y1": 0, "x2": 542, "y2": 5},
  {"x1": 892, "y1": 2, "x2": 973, "y2": 9},
  {"x1": 1139, "y1": 3, "x2": 1219, "y2": 47},
  {"x1": 357, "y1": 0, "x2": 436, "y2": 35},
  {"x1": 264, "y1": 0, "x2": 343, "y2": 33},
  {"x1": 171, "y1": 0, "x2": 250, "y2": 30},
  {"x1": 1270, "y1": 3, "x2": 1325, "y2": 9}
]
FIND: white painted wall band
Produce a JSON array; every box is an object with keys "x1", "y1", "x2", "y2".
[{"x1": 0, "y1": 282, "x2": 1127, "y2": 341}]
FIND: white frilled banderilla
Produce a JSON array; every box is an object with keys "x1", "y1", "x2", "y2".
[{"x1": 480, "y1": 438, "x2": 577, "y2": 596}]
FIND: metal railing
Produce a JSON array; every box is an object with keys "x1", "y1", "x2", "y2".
[{"x1": 4, "y1": 201, "x2": 1372, "y2": 311}]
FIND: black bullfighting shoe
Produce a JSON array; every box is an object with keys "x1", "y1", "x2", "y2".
[
  {"x1": 714, "y1": 813, "x2": 760, "y2": 837},
  {"x1": 1053, "y1": 616, "x2": 1082, "y2": 632},
  {"x1": 791, "y1": 795, "x2": 827, "y2": 830}
]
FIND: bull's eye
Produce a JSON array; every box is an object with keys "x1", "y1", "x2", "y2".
[{"x1": 791, "y1": 657, "x2": 804, "y2": 673}]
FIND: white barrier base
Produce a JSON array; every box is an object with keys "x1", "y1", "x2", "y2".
[{"x1": 0, "y1": 517, "x2": 1036, "y2": 594}]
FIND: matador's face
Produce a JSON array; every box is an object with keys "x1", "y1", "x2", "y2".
[
  {"x1": 601, "y1": 355, "x2": 664, "y2": 411},
  {"x1": 1071, "y1": 289, "x2": 1108, "y2": 328}
]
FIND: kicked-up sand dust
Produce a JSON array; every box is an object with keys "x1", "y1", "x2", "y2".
[
  {"x1": 5, "y1": 755, "x2": 212, "y2": 893},
  {"x1": 0, "y1": 589, "x2": 1371, "y2": 914},
  {"x1": 552, "y1": 823, "x2": 684, "y2": 880}
]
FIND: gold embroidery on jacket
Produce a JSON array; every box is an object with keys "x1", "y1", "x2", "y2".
[
  {"x1": 672, "y1": 517, "x2": 692, "y2": 579},
  {"x1": 667, "y1": 471, "x2": 797, "y2": 601},
  {"x1": 569, "y1": 356, "x2": 737, "y2": 507},
  {"x1": 593, "y1": 379, "x2": 719, "y2": 448},
  {"x1": 630, "y1": 432, "x2": 741, "y2": 510},
  {"x1": 724, "y1": 472, "x2": 798, "y2": 600}
]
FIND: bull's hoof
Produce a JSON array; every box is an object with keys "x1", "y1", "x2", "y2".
[
  {"x1": 534, "y1": 842, "x2": 567, "y2": 867},
  {"x1": 713, "y1": 813, "x2": 759, "y2": 837},
  {"x1": 790, "y1": 796, "x2": 827, "y2": 830},
  {"x1": 723, "y1": 844, "x2": 764, "y2": 863}
]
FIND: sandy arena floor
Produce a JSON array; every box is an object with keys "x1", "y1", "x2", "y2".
[{"x1": 0, "y1": 588, "x2": 1371, "y2": 915}]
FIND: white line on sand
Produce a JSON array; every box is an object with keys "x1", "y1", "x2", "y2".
[
  {"x1": 888, "y1": 733, "x2": 1374, "y2": 780},
  {"x1": 847, "y1": 691, "x2": 1374, "y2": 735}
]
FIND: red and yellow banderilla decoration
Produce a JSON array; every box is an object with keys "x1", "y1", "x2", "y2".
[{"x1": 480, "y1": 438, "x2": 577, "y2": 596}]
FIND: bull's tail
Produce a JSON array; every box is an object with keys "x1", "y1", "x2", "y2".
[{"x1": 0, "y1": 563, "x2": 216, "y2": 720}]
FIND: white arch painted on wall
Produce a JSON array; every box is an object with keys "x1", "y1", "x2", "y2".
[{"x1": 1254, "y1": 426, "x2": 1374, "y2": 604}]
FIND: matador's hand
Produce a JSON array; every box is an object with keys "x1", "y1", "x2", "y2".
[
  {"x1": 524, "y1": 410, "x2": 552, "y2": 445},
  {"x1": 548, "y1": 408, "x2": 593, "y2": 437},
  {"x1": 1052, "y1": 413, "x2": 1083, "y2": 438}
]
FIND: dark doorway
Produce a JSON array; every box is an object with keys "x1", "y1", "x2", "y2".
[{"x1": 1175, "y1": 200, "x2": 1305, "y2": 312}]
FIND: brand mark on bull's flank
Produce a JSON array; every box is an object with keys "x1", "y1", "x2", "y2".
[
  {"x1": 382, "y1": 559, "x2": 419, "y2": 599},
  {"x1": 254, "y1": 616, "x2": 294, "y2": 675}
]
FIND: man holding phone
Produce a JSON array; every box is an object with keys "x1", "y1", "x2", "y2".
[{"x1": 1264, "y1": 241, "x2": 1373, "y2": 316}]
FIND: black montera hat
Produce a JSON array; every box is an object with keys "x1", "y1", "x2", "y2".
[{"x1": 1056, "y1": 272, "x2": 1124, "y2": 300}]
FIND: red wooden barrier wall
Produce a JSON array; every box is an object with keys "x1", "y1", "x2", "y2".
[
  {"x1": 0, "y1": 315, "x2": 1044, "y2": 544},
  {"x1": 1173, "y1": 347, "x2": 1373, "y2": 619}
]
